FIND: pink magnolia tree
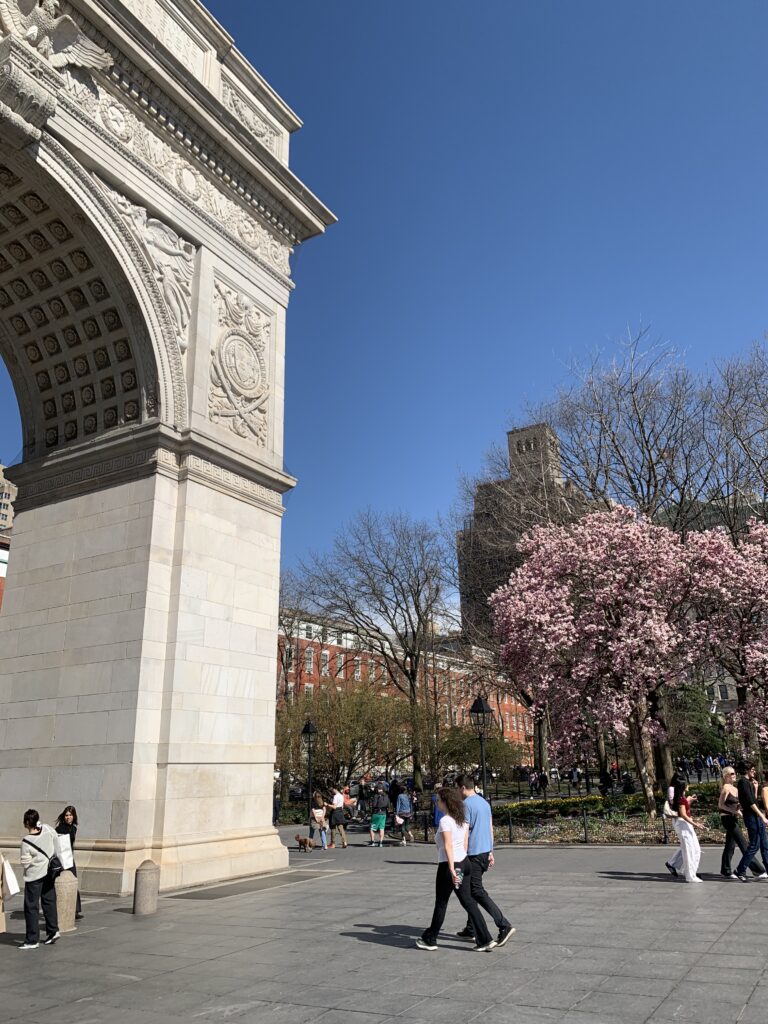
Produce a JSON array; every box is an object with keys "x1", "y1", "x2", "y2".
[
  {"x1": 490, "y1": 506, "x2": 695, "y2": 813},
  {"x1": 688, "y1": 521, "x2": 768, "y2": 750}
]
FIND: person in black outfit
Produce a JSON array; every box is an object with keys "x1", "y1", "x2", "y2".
[
  {"x1": 718, "y1": 766, "x2": 765, "y2": 878},
  {"x1": 735, "y1": 762, "x2": 768, "y2": 881},
  {"x1": 55, "y1": 805, "x2": 83, "y2": 919}
]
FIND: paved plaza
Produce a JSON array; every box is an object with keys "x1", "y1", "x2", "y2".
[{"x1": 3, "y1": 828, "x2": 768, "y2": 1024}]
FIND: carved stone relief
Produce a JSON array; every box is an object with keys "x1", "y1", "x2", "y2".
[
  {"x1": 0, "y1": 0, "x2": 112, "y2": 71},
  {"x1": 221, "y1": 76, "x2": 280, "y2": 157},
  {"x1": 209, "y1": 280, "x2": 270, "y2": 446},
  {"x1": 0, "y1": 1, "x2": 112, "y2": 148},
  {"x1": 58, "y1": 71, "x2": 294, "y2": 281},
  {"x1": 99, "y1": 179, "x2": 195, "y2": 354},
  {"x1": 117, "y1": 0, "x2": 206, "y2": 78}
]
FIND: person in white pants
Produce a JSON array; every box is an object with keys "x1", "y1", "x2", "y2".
[
  {"x1": 664, "y1": 773, "x2": 685, "y2": 877},
  {"x1": 671, "y1": 778, "x2": 703, "y2": 882}
]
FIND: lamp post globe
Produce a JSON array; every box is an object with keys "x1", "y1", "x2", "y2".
[
  {"x1": 469, "y1": 696, "x2": 494, "y2": 803},
  {"x1": 302, "y1": 720, "x2": 317, "y2": 825}
]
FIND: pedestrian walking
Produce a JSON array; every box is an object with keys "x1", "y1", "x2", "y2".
[
  {"x1": 327, "y1": 787, "x2": 348, "y2": 849},
  {"x1": 735, "y1": 762, "x2": 768, "y2": 882},
  {"x1": 395, "y1": 789, "x2": 415, "y2": 845},
  {"x1": 718, "y1": 767, "x2": 766, "y2": 879},
  {"x1": 309, "y1": 791, "x2": 328, "y2": 850},
  {"x1": 55, "y1": 805, "x2": 83, "y2": 920},
  {"x1": 454, "y1": 774, "x2": 514, "y2": 947},
  {"x1": 539, "y1": 771, "x2": 549, "y2": 798},
  {"x1": 18, "y1": 809, "x2": 60, "y2": 950},
  {"x1": 663, "y1": 772, "x2": 685, "y2": 878},
  {"x1": 693, "y1": 755, "x2": 704, "y2": 784},
  {"x1": 669, "y1": 778, "x2": 703, "y2": 883},
  {"x1": 415, "y1": 787, "x2": 497, "y2": 952},
  {"x1": 369, "y1": 784, "x2": 388, "y2": 847}
]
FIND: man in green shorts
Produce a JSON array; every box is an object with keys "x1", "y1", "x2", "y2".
[{"x1": 369, "y1": 784, "x2": 388, "y2": 847}]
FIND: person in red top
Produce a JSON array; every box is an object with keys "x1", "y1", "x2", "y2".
[{"x1": 670, "y1": 778, "x2": 704, "y2": 883}]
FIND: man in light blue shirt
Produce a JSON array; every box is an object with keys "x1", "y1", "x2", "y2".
[{"x1": 455, "y1": 774, "x2": 514, "y2": 947}]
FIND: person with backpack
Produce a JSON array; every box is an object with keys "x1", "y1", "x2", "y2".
[
  {"x1": 19, "y1": 809, "x2": 60, "y2": 949},
  {"x1": 395, "y1": 789, "x2": 415, "y2": 845},
  {"x1": 369, "y1": 784, "x2": 389, "y2": 847}
]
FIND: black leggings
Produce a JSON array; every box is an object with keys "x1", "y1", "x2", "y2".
[{"x1": 422, "y1": 860, "x2": 492, "y2": 946}]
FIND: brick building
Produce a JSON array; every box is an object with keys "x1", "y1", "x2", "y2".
[{"x1": 276, "y1": 613, "x2": 532, "y2": 747}]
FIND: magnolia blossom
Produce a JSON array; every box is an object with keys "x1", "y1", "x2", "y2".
[
  {"x1": 688, "y1": 520, "x2": 768, "y2": 746},
  {"x1": 490, "y1": 507, "x2": 695, "y2": 790}
]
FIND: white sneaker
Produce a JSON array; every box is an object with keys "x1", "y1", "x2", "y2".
[
  {"x1": 475, "y1": 939, "x2": 498, "y2": 952},
  {"x1": 756, "y1": 872, "x2": 768, "y2": 879},
  {"x1": 19, "y1": 942, "x2": 39, "y2": 950},
  {"x1": 401, "y1": 840, "x2": 406, "y2": 846}
]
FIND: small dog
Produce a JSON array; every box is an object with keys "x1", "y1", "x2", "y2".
[{"x1": 295, "y1": 834, "x2": 315, "y2": 852}]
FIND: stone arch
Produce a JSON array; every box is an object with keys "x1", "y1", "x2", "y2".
[{"x1": 0, "y1": 139, "x2": 187, "y2": 461}]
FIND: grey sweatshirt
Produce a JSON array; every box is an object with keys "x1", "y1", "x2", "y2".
[{"x1": 20, "y1": 824, "x2": 59, "y2": 882}]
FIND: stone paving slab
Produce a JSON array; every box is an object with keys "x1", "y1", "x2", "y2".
[{"x1": 1, "y1": 826, "x2": 767, "y2": 1023}]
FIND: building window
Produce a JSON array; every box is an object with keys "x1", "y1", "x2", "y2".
[
  {"x1": 452, "y1": 707, "x2": 458, "y2": 726},
  {"x1": 305, "y1": 649, "x2": 313, "y2": 675},
  {"x1": 304, "y1": 624, "x2": 313, "y2": 640},
  {"x1": 286, "y1": 682, "x2": 295, "y2": 700},
  {"x1": 505, "y1": 713, "x2": 510, "y2": 732},
  {"x1": 320, "y1": 650, "x2": 329, "y2": 676},
  {"x1": 706, "y1": 686, "x2": 715, "y2": 700},
  {"x1": 718, "y1": 684, "x2": 729, "y2": 701},
  {"x1": 304, "y1": 682, "x2": 314, "y2": 695},
  {"x1": 336, "y1": 652, "x2": 344, "y2": 675},
  {"x1": 335, "y1": 629, "x2": 343, "y2": 645},
  {"x1": 354, "y1": 657, "x2": 361, "y2": 681},
  {"x1": 285, "y1": 645, "x2": 294, "y2": 672}
]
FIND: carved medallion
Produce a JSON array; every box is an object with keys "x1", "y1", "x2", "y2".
[{"x1": 209, "y1": 280, "x2": 270, "y2": 445}]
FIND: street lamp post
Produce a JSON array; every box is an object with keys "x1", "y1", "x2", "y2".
[
  {"x1": 302, "y1": 720, "x2": 317, "y2": 826},
  {"x1": 469, "y1": 695, "x2": 494, "y2": 804}
]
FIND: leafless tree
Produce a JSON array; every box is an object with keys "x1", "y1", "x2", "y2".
[{"x1": 299, "y1": 510, "x2": 450, "y2": 791}]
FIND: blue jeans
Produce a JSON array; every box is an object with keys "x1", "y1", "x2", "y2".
[{"x1": 736, "y1": 816, "x2": 768, "y2": 877}]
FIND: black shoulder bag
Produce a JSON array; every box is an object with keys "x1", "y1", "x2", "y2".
[{"x1": 23, "y1": 837, "x2": 64, "y2": 881}]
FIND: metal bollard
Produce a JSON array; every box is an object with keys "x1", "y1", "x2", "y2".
[
  {"x1": 508, "y1": 809, "x2": 513, "y2": 845},
  {"x1": 55, "y1": 870, "x2": 79, "y2": 933},
  {"x1": 582, "y1": 807, "x2": 589, "y2": 844},
  {"x1": 133, "y1": 859, "x2": 161, "y2": 916}
]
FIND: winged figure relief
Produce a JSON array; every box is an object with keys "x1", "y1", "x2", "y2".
[{"x1": 0, "y1": 0, "x2": 112, "y2": 69}]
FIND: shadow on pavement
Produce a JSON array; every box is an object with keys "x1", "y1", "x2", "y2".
[
  {"x1": 597, "y1": 871, "x2": 684, "y2": 881},
  {"x1": 340, "y1": 923, "x2": 422, "y2": 947}
]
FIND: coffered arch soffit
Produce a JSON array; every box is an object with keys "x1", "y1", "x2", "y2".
[{"x1": 0, "y1": 139, "x2": 188, "y2": 462}]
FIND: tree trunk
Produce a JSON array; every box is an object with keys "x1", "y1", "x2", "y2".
[
  {"x1": 654, "y1": 740, "x2": 674, "y2": 788},
  {"x1": 409, "y1": 689, "x2": 425, "y2": 792},
  {"x1": 534, "y1": 716, "x2": 549, "y2": 772},
  {"x1": 596, "y1": 733, "x2": 608, "y2": 777},
  {"x1": 628, "y1": 710, "x2": 656, "y2": 816}
]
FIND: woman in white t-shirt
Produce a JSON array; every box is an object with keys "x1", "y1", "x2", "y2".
[
  {"x1": 327, "y1": 787, "x2": 348, "y2": 849},
  {"x1": 415, "y1": 787, "x2": 496, "y2": 952}
]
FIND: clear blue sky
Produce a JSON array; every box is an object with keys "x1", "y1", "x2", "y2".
[{"x1": 2, "y1": 2, "x2": 767, "y2": 567}]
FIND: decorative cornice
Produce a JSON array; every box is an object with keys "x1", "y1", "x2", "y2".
[
  {"x1": 8, "y1": 424, "x2": 286, "y2": 513},
  {"x1": 59, "y1": 3, "x2": 310, "y2": 244},
  {"x1": 57, "y1": 72, "x2": 295, "y2": 288}
]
